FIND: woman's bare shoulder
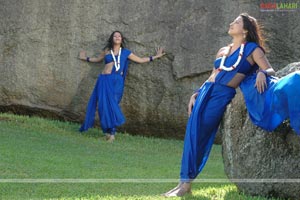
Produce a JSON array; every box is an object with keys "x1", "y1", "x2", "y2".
[{"x1": 216, "y1": 46, "x2": 228, "y2": 58}]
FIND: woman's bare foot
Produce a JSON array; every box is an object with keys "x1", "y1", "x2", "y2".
[
  {"x1": 162, "y1": 183, "x2": 182, "y2": 196},
  {"x1": 163, "y1": 182, "x2": 191, "y2": 197},
  {"x1": 107, "y1": 135, "x2": 115, "y2": 143}
]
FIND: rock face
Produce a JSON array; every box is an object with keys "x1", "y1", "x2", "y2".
[
  {"x1": 221, "y1": 63, "x2": 300, "y2": 200},
  {"x1": 1, "y1": 0, "x2": 300, "y2": 138}
]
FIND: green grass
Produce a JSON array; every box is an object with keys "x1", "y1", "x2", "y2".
[{"x1": 0, "y1": 113, "x2": 281, "y2": 200}]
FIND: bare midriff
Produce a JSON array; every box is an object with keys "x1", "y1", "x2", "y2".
[
  {"x1": 207, "y1": 70, "x2": 246, "y2": 89},
  {"x1": 102, "y1": 62, "x2": 114, "y2": 74},
  {"x1": 226, "y1": 73, "x2": 246, "y2": 88}
]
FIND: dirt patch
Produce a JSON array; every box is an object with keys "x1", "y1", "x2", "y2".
[{"x1": 0, "y1": 116, "x2": 11, "y2": 121}]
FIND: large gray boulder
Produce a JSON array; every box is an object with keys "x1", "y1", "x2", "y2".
[
  {"x1": 1, "y1": 0, "x2": 300, "y2": 138},
  {"x1": 221, "y1": 63, "x2": 300, "y2": 200}
]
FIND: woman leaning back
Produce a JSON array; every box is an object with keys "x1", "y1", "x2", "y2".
[{"x1": 79, "y1": 31, "x2": 165, "y2": 142}]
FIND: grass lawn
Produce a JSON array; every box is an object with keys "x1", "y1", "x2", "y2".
[{"x1": 0, "y1": 113, "x2": 281, "y2": 200}]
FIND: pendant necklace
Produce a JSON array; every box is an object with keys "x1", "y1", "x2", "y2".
[
  {"x1": 218, "y1": 43, "x2": 245, "y2": 71},
  {"x1": 111, "y1": 47, "x2": 122, "y2": 71}
]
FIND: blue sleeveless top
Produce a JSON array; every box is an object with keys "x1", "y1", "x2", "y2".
[
  {"x1": 104, "y1": 48, "x2": 132, "y2": 78},
  {"x1": 213, "y1": 42, "x2": 261, "y2": 85}
]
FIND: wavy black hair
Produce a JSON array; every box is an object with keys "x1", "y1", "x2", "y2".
[
  {"x1": 103, "y1": 31, "x2": 127, "y2": 50},
  {"x1": 240, "y1": 13, "x2": 267, "y2": 52}
]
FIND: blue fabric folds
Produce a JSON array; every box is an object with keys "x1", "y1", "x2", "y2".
[
  {"x1": 179, "y1": 42, "x2": 260, "y2": 182},
  {"x1": 79, "y1": 48, "x2": 132, "y2": 133},
  {"x1": 240, "y1": 71, "x2": 300, "y2": 134},
  {"x1": 79, "y1": 74, "x2": 125, "y2": 133},
  {"x1": 180, "y1": 82, "x2": 236, "y2": 182}
]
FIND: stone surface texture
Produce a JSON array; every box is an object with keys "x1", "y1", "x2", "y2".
[
  {"x1": 221, "y1": 63, "x2": 300, "y2": 200},
  {"x1": 0, "y1": 0, "x2": 299, "y2": 139}
]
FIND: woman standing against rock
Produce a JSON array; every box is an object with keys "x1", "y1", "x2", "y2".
[
  {"x1": 79, "y1": 31, "x2": 165, "y2": 142},
  {"x1": 163, "y1": 13, "x2": 300, "y2": 197}
]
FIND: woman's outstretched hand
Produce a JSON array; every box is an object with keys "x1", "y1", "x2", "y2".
[
  {"x1": 155, "y1": 47, "x2": 166, "y2": 58},
  {"x1": 255, "y1": 71, "x2": 267, "y2": 93},
  {"x1": 79, "y1": 50, "x2": 87, "y2": 60}
]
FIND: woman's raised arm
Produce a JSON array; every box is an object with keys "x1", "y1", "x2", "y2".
[
  {"x1": 79, "y1": 50, "x2": 106, "y2": 63},
  {"x1": 128, "y1": 47, "x2": 165, "y2": 64}
]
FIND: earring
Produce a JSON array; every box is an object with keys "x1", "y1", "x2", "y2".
[{"x1": 243, "y1": 33, "x2": 246, "y2": 39}]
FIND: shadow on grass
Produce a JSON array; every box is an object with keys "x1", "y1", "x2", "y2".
[
  {"x1": 181, "y1": 194, "x2": 210, "y2": 200},
  {"x1": 78, "y1": 127, "x2": 104, "y2": 139},
  {"x1": 223, "y1": 189, "x2": 284, "y2": 200}
]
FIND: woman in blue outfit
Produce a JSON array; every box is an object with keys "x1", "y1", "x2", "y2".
[
  {"x1": 164, "y1": 13, "x2": 300, "y2": 197},
  {"x1": 79, "y1": 31, "x2": 165, "y2": 142}
]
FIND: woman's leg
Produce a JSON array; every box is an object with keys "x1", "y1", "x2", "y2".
[
  {"x1": 165, "y1": 102, "x2": 219, "y2": 197},
  {"x1": 97, "y1": 75, "x2": 125, "y2": 136},
  {"x1": 164, "y1": 83, "x2": 235, "y2": 197},
  {"x1": 107, "y1": 127, "x2": 116, "y2": 142}
]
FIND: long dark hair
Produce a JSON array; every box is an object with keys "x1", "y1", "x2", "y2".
[
  {"x1": 103, "y1": 31, "x2": 127, "y2": 50},
  {"x1": 240, "y1": 13, "x2": 266, "y2": 52}
]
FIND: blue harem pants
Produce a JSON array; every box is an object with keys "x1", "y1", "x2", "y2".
[
  {"x1": 79, "y1": 73, "x2": 125, "y2": 134},
  {"x1": 180, "y1": 82, "x2": 236, "y2": 182}
]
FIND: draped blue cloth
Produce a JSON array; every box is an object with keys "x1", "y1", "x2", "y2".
[
  {"x1": 79, "y1": 48, "x2": 131, "y2": 133},
  {"x1": 180, "y1": 82, "x2": 236, "y2": 182},
  {"x1": 240, "y1": 71, "x2": 300, "y2": 134},
  {"x1": 180, "y1": 42, "x2": 260, "y2": 182},
  {"x1": 180, "y1": 41, "x2": 300, "y2": 182}
]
